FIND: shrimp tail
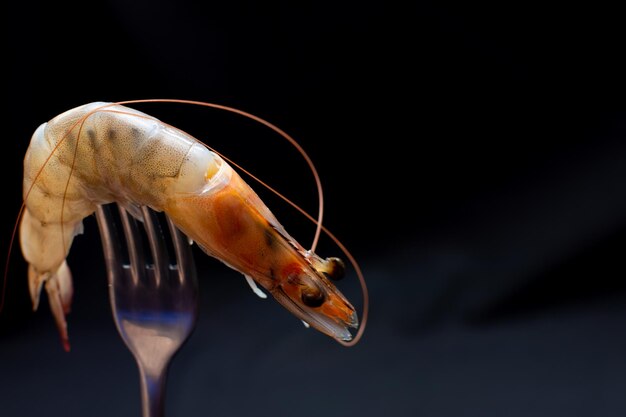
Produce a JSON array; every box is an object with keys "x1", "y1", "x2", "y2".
[
  {"x1": 29, "y1": 261, "x2": 73, "y2": 352},
  {"x1": 20, "y1": 204, "x2": 77, "y2": 352}
]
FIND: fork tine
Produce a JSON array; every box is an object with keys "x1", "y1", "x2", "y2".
[
  {"x1": 140, "y1": 206, "x2": 170, "y2": 286},
  {"x1": 118, "y1": 205, "x2": 147, "y2": 286},
  {"x1": 95, "y1": 205, "x2": 124, "y2": 280},
  {"x1": 166, "y1": 217, "x2": 196, "y2": 285}
]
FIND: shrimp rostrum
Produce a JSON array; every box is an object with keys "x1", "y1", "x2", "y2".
[{"x1": 18, "y1": 101, "x2": 366, "y2": 351}]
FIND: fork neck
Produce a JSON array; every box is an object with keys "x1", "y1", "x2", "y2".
[{"x1": 138, "y1": 362, "x2": 168, "y2": 417}]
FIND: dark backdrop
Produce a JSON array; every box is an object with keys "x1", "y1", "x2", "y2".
[{"x1": 3, "y1": 2, "x2": 626, "y2": 417}]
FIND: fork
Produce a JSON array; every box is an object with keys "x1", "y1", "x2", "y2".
[{"x1": 96, "y1": 203, "x2": 199, "y2": 417}]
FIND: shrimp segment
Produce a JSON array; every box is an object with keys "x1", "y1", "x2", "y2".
[{"x1": 19, "y1": 102, "x2": 361, "y2": 349}]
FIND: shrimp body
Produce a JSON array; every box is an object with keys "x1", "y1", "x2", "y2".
[{"x1": 20, "y1": 102, "x2": 357, "y2": 350}]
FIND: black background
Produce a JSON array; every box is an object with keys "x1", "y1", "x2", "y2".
[{"x1": 3, "y1": 2, "x2": 626, "y2": 417}]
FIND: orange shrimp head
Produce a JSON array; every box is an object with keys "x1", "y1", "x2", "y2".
[{"x1": 164, "y1": 161, "x2": 359, "y2": 342}]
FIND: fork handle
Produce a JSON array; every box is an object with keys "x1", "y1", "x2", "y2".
[{"x1": 138, "y1": 363, "x2": 167, "y2": 417}]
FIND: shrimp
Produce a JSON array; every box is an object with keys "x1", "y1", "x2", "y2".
[{"x1": 15, "y1": 100, "x2": 368, "y2": 351}]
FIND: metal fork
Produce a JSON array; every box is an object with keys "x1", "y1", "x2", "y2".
[{"x1": 96, "y1": 203, "x2": 199, "y2": 417}]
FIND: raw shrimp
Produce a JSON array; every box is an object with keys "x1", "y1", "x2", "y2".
[{"x1": 13, "y1": 100, "x2": 368, "y2": 351}]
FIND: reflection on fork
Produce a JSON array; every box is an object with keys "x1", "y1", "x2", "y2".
[{"x1": 96, "y1": 204, "x2": 199, "y2": 417}]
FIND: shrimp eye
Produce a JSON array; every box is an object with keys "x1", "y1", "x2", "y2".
[
  {"x1": 301, "y1": 289, "x2": 325, "y2": 307},
  {"x1": 325, "y1": 257, "x2": 345, "y2": 281}
]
